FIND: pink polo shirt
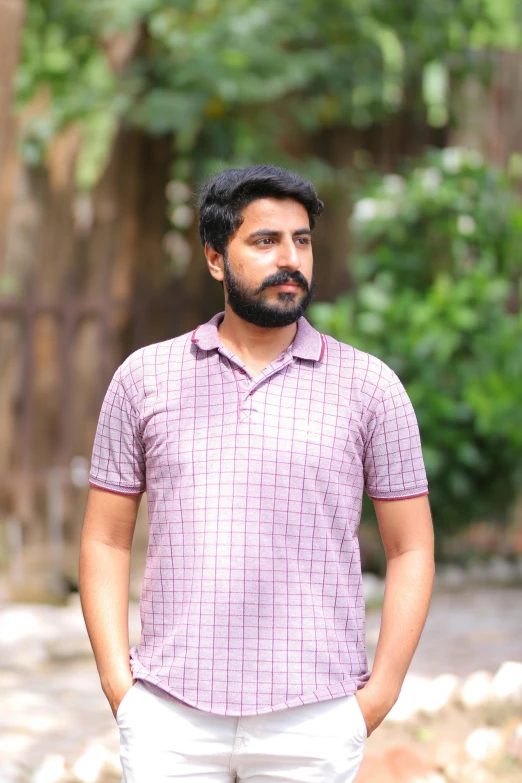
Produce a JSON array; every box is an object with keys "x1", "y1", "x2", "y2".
[{"x1": 89, "y1": 312, "x2": 428, "y2": 716}]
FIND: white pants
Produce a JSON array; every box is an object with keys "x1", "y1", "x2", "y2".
[{"x1": 116, "y1": 681, "x2": 367, "y2": 782}]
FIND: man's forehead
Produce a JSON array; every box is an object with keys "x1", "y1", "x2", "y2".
[{"x1": 238, "y1": 197, "x2": 309, "y2": 228}]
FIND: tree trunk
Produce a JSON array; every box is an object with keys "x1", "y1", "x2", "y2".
[
  {"x1": 0, "y1": 0, "x2": 25, "y2": 262},
  {"x1": 451, "y1": 51, "x2": 522, "y2": 167}
]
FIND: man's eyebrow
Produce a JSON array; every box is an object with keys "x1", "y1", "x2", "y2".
[{"x1": 246, "y1": 227, "x2": 311, "y2": 240}]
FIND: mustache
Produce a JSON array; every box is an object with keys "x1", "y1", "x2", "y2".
[{"x1": 256, "y1": 270, "x2": 310, "y2": 295}]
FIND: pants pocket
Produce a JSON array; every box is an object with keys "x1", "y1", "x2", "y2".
[
  {"x1": 351, "y1": 694, "x2": 368, "y2": 741},
  {"x1": 116, "y1": 682, "x2": 139, "y2": 723}
]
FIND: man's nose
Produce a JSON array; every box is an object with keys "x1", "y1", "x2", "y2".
[{"x1": 276, "y1": 238, "x2": 300, "y2": 270}]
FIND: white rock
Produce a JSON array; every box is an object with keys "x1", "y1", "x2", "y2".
[
  {"x1": 432, "y1": 740, "x2": 462, "y2": 771},
  {"x1": 421, "y1": 674, "x2": 460, "y2": 713},
  {"x1": 0, "y1": 607, "x2": 55, "y2": 665},
  {"x1": 459, "y1": 670, "x2": 493, "y2": 708},
  {"x1": 0, "y1": 606, "x2": 39, "y2": 644},
  {"x1": 0, "y1": 637, "x2": 48, "y2": 671},
  {"x1": 491, "y1": 661, "x2": 522, "y2": 703},
  {"x1": 0, "y1": 603, "x2": 93, "y2": 669},
  {"x1": 0, "y1": 732, "x2": 34, "y2": 756},
  {"x1": 487, "y1": 557, "x2": 517, "y2": 583},
  {"x1": 446, "y1": 761, "x2": 494, "y2": 783},
  {"x1": 24, "y1": 714, "x2": 63, "y2": 734},
  {"x1": 0, "y1": 762, "x2": 24, "y2": 783},
  {"x1": 73, "y1": 744, "x2": 110, "y2": 783},
  {"x1": 386, "y1": 674, "x2": 432, "y2": 721},
  {"x1": 387, "y1": 673, "x2": 460, "y2": 721},
  {"x1": 32, "y1": 754, "x2": 66, "y2": 783},
  {"x1": 101, "y1": 751, "x2": 122, "y2": 775},
  {"x1": 465, "y1": 727, "x2": 504, "y2": 763}
]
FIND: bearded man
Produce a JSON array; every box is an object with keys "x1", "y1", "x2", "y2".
[{"x1": 80, "y1": 164, "x2": 434, "y2": 783}]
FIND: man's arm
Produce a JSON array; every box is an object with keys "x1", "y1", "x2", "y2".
[
  {"x1": 79, "y1": 486, "x2": 142, "y2": 717},
  {"x1": 356, "y1": 494, "x2": 435, "y2": 735}
]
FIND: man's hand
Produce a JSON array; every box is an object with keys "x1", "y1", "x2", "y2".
[
  {"x1": 104, "y1": 675, "x2": 137, "y2": 719},
  {"x1": 355, "y1": 682, "x2": 396, "y2": 737},
  {"x1": 79, "y1": 487, "x2": 142, "y2": 720}
]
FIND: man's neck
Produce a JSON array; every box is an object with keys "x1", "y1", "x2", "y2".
[{"x1": 217, "y1": 305, "x2": 298, "y2": 374}]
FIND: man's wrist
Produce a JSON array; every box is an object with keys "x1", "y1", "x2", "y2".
[
  {"x1": 101, "y1": 665, "x2": 134, "y2": 697},
  {"x1": 101, "y1": 672, "x2": 135, "y2": 716},
  {"x1": 356, "y1": 676, "x2": 400, "y2": 736},
  {"x1": 362, "y1": 675, "x2": 401, "y2": 710}
]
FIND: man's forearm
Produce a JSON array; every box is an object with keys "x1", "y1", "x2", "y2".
[
  {"x1": 79, "y1": 538, "x2": 134, "y2": 698},
  {"x1": 367, "y1": 547, "x2": 434, "y2": 705},
  {"x1": 368, "y1": 549, "x2": 435, "y2": 706}
]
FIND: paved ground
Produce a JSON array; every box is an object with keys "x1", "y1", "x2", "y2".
[
  {"x1": 366, "y1": 585, "x2": 522, "y2": 677},
  {"x1": 0, "y1": 585, "x2": 521, "y2": 781}
]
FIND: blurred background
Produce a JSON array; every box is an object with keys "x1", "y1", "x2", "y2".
[{"x1": 0, "y1": 2, "x2": 521, "y2": 782}]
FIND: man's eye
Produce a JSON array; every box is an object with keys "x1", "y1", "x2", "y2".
[
  {"x1": 296, "y1": 237, "x2": 311, "y2": 245},
  {"x1": 256, "y1": 238, "x2": 274, "y2": 245}
]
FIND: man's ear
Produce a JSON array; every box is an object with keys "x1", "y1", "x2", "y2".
[{"x1": 205, "y1": 243, "x2": 225, "y2": 282}]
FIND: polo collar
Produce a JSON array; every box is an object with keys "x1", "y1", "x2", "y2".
[{"x1": 191, "y1": 312, "x2": 325, "y2": 362}]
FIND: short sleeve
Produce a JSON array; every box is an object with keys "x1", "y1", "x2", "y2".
[
  {"x1": 363, "y1": 371, "x2": 428, "y2": 500},
  {"x1": 89, "y1": 368, "x2": 146, "y2": 495}
]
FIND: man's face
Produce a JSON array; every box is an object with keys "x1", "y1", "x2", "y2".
[{"x1": 222, "y1": 197, "x2": 315, "y2": 328}]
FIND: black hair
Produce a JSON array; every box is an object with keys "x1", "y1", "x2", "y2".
[{"x1": 198, "y1": 164, "x2": 324, "y2": 254}]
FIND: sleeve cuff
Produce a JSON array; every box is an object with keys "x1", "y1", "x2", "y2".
[
  {"x1": 89, "y1": 479, "x2": 145, "y2": 496},
  {"x1": 366, "y1": 487, "x2": 429, "y2": 501}
]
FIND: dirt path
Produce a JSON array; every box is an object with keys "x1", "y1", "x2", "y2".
[
  {"x1": 366, "y1": 585, "x2": 522, "y2": 676},
  {"x1": 0, "y1": 586, "x2": 520, "y2": 782}
]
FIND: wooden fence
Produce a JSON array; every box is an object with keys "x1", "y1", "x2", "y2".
[{"x1": 0, "y1": 272, "x2": 181, "y2": 597}]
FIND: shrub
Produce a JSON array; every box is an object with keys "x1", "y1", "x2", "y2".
[{"x1": 311, "y1": 148, "x2": 522, "y2": 533}]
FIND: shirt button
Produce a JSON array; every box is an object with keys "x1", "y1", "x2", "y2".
[{"x1": 238, "y1": 368, "x2": 246, "y2": 375}]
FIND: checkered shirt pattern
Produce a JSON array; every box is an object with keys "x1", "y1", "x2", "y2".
[{"x1": 89, "y1": 312, "x2": 428, "y2": 716}]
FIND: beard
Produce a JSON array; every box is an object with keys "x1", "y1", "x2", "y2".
[{"x1": 223, "y1": 254, "x2": 315, "y2": 328}]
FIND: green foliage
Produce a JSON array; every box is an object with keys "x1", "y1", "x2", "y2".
[
  {"x1": 17, "y1": 1, "x2": 124, "y2": 185},
  {"x1": 472, "y1": 0, "x2": 522, "y2": 49},
  {"x1": 16, "y1": 0, "x2": 515, "y2": 186},
  {"x1": 310, "y1": 149, "x2": 522, "y2": 532}
]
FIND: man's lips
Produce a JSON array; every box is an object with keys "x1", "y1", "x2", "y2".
[{"x1": 272, "y1": 282, "x2": 301, "y2": 292}]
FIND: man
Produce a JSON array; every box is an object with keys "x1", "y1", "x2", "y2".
[{"x1": 80, "y1": 165, "x2": 434, "y2": 783}]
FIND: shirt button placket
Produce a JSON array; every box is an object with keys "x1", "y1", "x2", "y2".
[{"x1": 233, "y1": 365, "x2": 253, "y2": 414}]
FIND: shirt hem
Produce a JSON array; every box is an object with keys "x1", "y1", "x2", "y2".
[{"x1": 130, "y1": 653, "x2": 370, "y2": 716}]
